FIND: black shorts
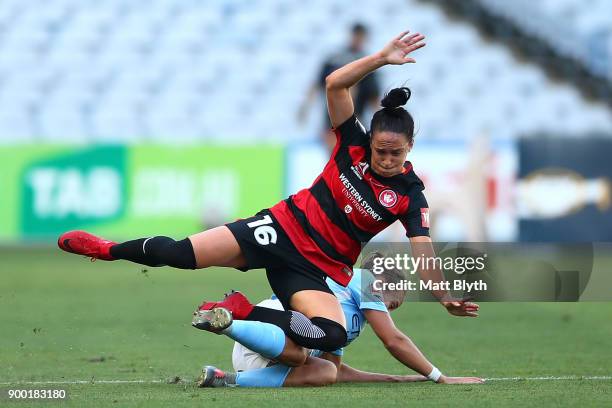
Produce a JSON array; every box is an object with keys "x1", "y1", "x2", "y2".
[{"x1": 226, "y1": 209, "x2": 333, "y2": 309}]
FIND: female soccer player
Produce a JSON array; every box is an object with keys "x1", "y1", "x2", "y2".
[{"x1": 58, "y1": 30, "x2": 477, "y2": 356}]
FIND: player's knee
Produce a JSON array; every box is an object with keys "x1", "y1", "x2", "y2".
[
  {"x1": 305, "y1": 358, "x2": 337, "y2": 386},
  {"x1": 311, "y1": 317, "x2": 347, "y2": 352},
  {"x1": 317, "y1": 359, "x2": 338, "y2": 386}
]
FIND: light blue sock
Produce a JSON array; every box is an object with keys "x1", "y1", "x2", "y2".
[
  {"x1": 222, "y1": 320, "x2": 286, "y2": 359},
  {"x1": 236, "y1": 364, "x2": 292, "y2": 387}
]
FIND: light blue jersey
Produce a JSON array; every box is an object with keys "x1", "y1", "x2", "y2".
[{"x1": 312, "y1": 268, "x2": 388, "y2": 357}]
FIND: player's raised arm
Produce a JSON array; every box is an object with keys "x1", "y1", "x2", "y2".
[
  {"x1": 364, "y1": 309, "x2": 484, "y2": 384},
  {"x1": 325, "y1": 30, "x2": 425, "y2": 128}
]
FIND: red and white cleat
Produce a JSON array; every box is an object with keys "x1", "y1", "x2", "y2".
[
  {"x1": 196, "y1": 290, "x2": 254, "y2": 320},
  {"x1": 57, "y1": 230, "x2": 116, "y2": 261}
]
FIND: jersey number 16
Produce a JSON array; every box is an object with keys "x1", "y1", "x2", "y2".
[{"x1": 247, "y1": 215, "x2": 277, "y2": 246}]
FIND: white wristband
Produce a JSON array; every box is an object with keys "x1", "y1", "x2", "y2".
[{"x1": 427, "y1": 366, "x2": 442, "y2": 382}]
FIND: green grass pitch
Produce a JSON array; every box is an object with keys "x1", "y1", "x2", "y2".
[{"x1": 1, "y1": 247, "x2": 611, "y2": 407}]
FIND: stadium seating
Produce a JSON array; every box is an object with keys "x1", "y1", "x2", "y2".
[
  {"x1": 477, "y1": 0, "x2": 612, "y2": 79},
  {"x1": 0, "y1": 0, "x2": 610, "y2": 143}
]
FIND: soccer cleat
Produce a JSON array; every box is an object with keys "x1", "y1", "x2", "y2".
[
  {"x1": 57, "y1": 230, "x2": 117, "y2": 261},
  {"x1": 196, "y1": 290, "x2": 254, "y2": 320},
  {"x1": 192, "y1": 307, "x2": 233, "y2": 332},
  {"x1": 197, "y1": 366, "x2": 237, "y2": 388}
]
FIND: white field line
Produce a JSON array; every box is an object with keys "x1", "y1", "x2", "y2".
[
  {"x1": 0, "y1": 376, "x2": 611, "y2": 385},
  {"x1": 484, "y1": 376, "x2": 612, "y2": 381},
  {"x1": 0, "y1": 380, "x2": 167, "y2": 385}
]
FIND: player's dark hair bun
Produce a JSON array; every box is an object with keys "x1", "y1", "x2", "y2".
[{"x1": 380, "y1": 87, "x2": 411, "y2": 109}]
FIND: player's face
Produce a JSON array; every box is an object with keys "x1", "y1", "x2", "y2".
[
  {"x1": 370, "y1": 131, "x2": 411, "y2": 177},
  {"x1": 351, "y1": 32, "x2": 367, "y2": 51},
  {"x1": 384, "y1": 290, "x2": 406, "y2": 311}
]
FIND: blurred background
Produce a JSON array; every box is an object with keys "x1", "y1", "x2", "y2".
[{"x1": 1, "y1": 0, "x2": 611, "y2": 244}]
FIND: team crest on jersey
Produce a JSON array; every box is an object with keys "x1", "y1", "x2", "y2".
[
  {"x1": 420, "y1": 208, "x2": 430, "y2": 228},
  {"x1": 378, "y1": 189, "x2": 398, "y2": 208},
  {"x1": 344, "y1": 204, "x2": 353, "y2": 214}
]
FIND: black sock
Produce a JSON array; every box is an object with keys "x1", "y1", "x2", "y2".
[
  {"x1": 246, "y1": 306, "x2": 347, "y2": 352},
  {"x1": 109, "y1": 236, "x2": 197, "y2": 269}
]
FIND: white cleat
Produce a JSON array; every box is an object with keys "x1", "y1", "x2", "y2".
[{"x1": 192, "y1": 307, "x2": 233, "y2": 332}]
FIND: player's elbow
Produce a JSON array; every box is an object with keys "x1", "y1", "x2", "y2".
[
  {"x1": 384, "y1": 341, "x2": 400, "y2": 354},
  {"x1": 325, "y1": 73, "x2": 341, "y2": 91},
  {"x1": 383, "y1": 334, "x2": 407, "y2": 354}
]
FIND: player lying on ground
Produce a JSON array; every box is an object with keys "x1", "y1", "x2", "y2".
[{"x1": 192, "y1": 261, "x2": 483, "y2": 387}]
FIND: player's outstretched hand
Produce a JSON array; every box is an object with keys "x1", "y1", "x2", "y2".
[
  {"x1": 378, "y1": 30, "x2": 426, "y2": 65},
  {"x1": 438, "y1": 375, "x2": 485, "y2": 384},
  {"x1": 441, "y1": 300, "x2": 480, "y2": 317}
]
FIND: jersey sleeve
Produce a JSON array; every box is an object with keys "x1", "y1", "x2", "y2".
[
  {"x1": 401, "y1": 189, "x2": 431, "y2": 238},
  {"x1": 333, "y1": 114, "x2": 369, "y2": 147}
]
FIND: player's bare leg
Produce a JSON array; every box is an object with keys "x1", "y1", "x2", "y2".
[
  {"x1": 275, "y1": 337, "x2": 308, "y2": 367},
  {"x1": 282, "y1": 357, "x2": 337, "y2": 387},
  {"x1": 188, "y1": 226, "x2": 246, "y2": 269}
]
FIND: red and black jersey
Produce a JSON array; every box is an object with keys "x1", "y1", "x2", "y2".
[{"x1": 270, "y1": 114, "x2": 429, "y2": 286}]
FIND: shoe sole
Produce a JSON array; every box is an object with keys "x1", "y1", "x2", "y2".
[
  {"x1": 196, "y1": 367, "x2": 209, "y2": 387},
  {"x1": 192, "y1": 307, "x2": 232, "y2": 332},
  {"x1": 197, "y1": 366, "x2": 214, "y2": 388}
]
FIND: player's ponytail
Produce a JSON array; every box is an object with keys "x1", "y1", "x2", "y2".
[
  {"x1": 370, "y1": 87, "x2": 414, "y2": 144},
  {"x1": 380, "y1": 87, "x2": 411, "y2": 109}
]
